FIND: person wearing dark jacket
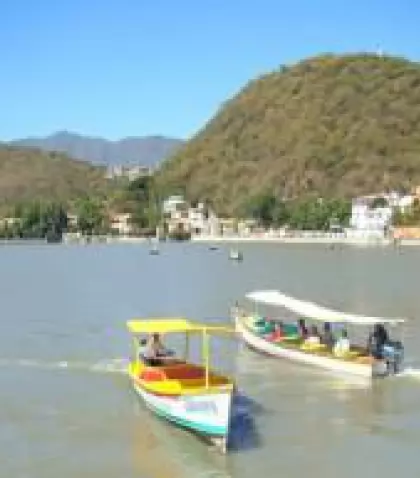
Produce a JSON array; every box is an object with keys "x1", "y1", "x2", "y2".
[
  {"x1": 321, "y1": 322, "x2": 335, "y2": 350},
  {"x1": 368, "y1": 323, "x2": 389, "y2": 358}
]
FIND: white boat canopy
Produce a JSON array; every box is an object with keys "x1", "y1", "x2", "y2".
[{"x1": 245, "y1": 290, "x2": 406, "y2": 326}]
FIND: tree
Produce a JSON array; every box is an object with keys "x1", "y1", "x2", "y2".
[
  {"x1": 74, "y1": 198, "x2": 105, "y2": 235},
  {"x1": 242, "y1": 193, "x2": 278, "y2": 227},
  {"x1": 124, "y1": 175, "x2": 161, "y2": 232},
  {"x1": 7, "y1": 201, "x2": 69, "y2": 239},
  {"x1": 393, "y1": 198, "x2": 420, "y2": 226},
  {"x1": 287, "y1": 198, "x2": 351, "y2": 230}
]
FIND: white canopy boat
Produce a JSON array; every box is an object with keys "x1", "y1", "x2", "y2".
[{"x1": 233, "y1": 290, "x2": 406, "y2": 379}]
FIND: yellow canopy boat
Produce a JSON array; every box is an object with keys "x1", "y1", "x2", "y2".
[{"x1": 127, "y1": 317, "x2": 236, "y2": 453}]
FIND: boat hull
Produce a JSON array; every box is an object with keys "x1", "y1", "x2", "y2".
[
  {"x1": 131, "y1": 378, "x2": 232, "y2": 452},
  {"x1": 235, "y1": 316, "x2": 375, "y2": 378}
]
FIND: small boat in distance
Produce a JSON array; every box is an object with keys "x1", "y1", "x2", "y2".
[
  {"x1": 149, "y1": 243, "x2": 159, "y2": 255},
  {"x1": 126, "y1": 317, "x2": 236, "y2": 453},
  {"x1": 233, "y1": 290, "x2": 406, "y2": 379},
  {"x1": 229, "y1": 249, "x2": 243, "y2": 261},
  {"x1": 149, "y1": 236, "x2": 160, "y2": 255}
]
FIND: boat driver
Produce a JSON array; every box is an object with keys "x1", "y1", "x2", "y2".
[
  {"x1": 367, "y1": 323, "x2": 389, "y2": 359},
  {"x1": 143, "y1": 333, "x2": 175, "y2": 366},
  {"x1": 368, "y1": 323, "x2": 404, "y2": 373}
]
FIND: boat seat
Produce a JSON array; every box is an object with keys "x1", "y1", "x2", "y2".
[
  {"x1": 140, "y1": 369, "x2": 166, "y2": 381},
  {"x1": 283, "y1": 324, "x2": 299, "y2": 336},
  {"x1": 282, "y1": 335, "x2": 300, "y2": 342},
  {"x1": 245, "y1": 316, "x2": 275, "y2": 335},
  {"x1": 162, "y1": 364, "x2": 207, "y2": 380},
  {"x1": 300, "y1": 342, "x2": 327, "y2": 352}
]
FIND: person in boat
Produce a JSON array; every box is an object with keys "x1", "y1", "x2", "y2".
[
  {"x1": 297, "y1": 318, "x2": 308, "y2": 339},
  {"x1": 368, "y1": 323, "x2": 404, "y2": 373},
  {"x1": 232, "y1": 301, "x2": 246, "y2": 318},
  {"x1": 143, "y1": 333, "x2": 174, "y2": 366},
  {"x1": 269, "y1": 320, "x2": 285, "y2": 341},
  {"x1": 321, "y1": 322, "x2": 335, "y2": 350},
  {"x1": 367, "y1": 323, "x2": 389, "y2": 359},
  {"x1": 231, "y1": 301, "x2": 240, "y2": 318},
  {"x1": 304, "y1": 325, "x2": 321, "y2": 346},
  {"x1": 138, "y1": 337, "x2": 148, "y2": 359},
  {"x1": 333, "y1": 329, "x2": 350, "y2": 357}
]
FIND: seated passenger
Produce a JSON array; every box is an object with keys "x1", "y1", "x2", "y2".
[
  {"x1": 298, "y1": 318, "x2": 308, "y2": 339},
  {"x1": 138, "y1": 337, "x2": 148, "y2": 360},
  {"x1": 269, "y1": 321, "x2": 285, "y2": 341},
  {"x1": 305, "y1": 325, "x2": 321, "y2": 346},
  {"x1": 333, "y1": 329, "x2": 350, "y2": 357},
  {"x1": 321, "y1": 322, "x2": 335, "y2": 350}
]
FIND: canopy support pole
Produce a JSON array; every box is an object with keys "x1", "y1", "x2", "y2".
[
  {"x1": 132, "y1": 337, "x2": 139, "y2": 368},
  {"x1": 185, "y1": 332, "x2": 189, "y2": 361},
  {"x1": 203, "y1": 329, "x2": 209, "y2": 388}
]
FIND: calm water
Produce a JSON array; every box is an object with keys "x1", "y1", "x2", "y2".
[{"x1": 1, "y1": 242, "x2": 420, "y2": 477}]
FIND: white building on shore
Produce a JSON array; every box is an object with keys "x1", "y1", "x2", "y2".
[
  {"x1": 163, "y1": 195, "x2": 210, "y2": 235},
  {"x1": 347, "y1": 191, "x2": 414, "y2": 240},
  {"x1": 161, "y1": 195, "x2": 258, "y2": 237}
]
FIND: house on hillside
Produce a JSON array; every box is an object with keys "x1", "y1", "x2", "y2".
[
  {"x1": 106, "y1": 164, "x2": 152, "y2": 180},
  {"x1": 0, "y1": 217, "x2": 20, "y2": 227},
  {"x1": 109, "y1": 213, "x2": 133, "y2": 236},
  {"x1": 163, "y1": 196, "x2": 210, "y2": 236},
  {"x1": 348, "y1": 191, "x2": 414, "y2": 239},
  {"x1": 162, "y1": 195, "x2": 188, "y2": 216},
  {"x1": 161, "y1": 194, "x2": 257, "y2": 238}
]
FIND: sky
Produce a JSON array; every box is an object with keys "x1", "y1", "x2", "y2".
[{"x1": 1, "y1": 0, "x2": 420, "y2": 141}]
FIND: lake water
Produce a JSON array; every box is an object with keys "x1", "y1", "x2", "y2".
[{"x1": 1, "y1": 242, "x2": 420, "y2": 477}]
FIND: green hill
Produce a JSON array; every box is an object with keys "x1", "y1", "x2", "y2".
[
  {"x1": 0, "y1": 146, "x2": 110, "y2": 209},
  {"x1": 159, "y1": 53, "x2": 420, "y2": 214}
]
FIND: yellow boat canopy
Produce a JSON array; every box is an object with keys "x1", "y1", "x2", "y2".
[{"x1": 126, "y1": 317, "x2": 235, "y2": 335}]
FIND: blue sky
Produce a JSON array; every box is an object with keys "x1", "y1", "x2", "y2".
[{"x1": 1, "y1": 0, "x2": 419, "y2": 141}]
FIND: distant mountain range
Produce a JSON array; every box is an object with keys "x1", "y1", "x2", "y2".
[{"x1": 9, "y1": 131, "x2": 183, "y2": 168}]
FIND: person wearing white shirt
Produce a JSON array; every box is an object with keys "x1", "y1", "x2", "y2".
[{"x1": 333, "y1": 329, "x2": 350, "y2": 357}]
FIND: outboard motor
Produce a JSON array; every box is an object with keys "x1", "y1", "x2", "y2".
[
  {"x1": 383, "y1": 340, "x2": 404, "y2": 375},
  {"x1": 391, "y1": 340, "x2": 404, "y2": 374}
]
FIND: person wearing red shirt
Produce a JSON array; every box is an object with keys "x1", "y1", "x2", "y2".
[{"x1": 269, "y1": 321, "x2": 285, "y2": 341}]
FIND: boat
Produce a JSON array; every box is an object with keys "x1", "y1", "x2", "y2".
[
  {"x1": 229, "y1": 249, "x2": 243, "y2": 261},
  {"x1": 233, "y1": 290, "x2": 406, "y2": 379},
  {"x1": 126, "y1": 317, "x2": 236, "y2": 453},
  {"x1": 149, "y1": 243, "x2": 159, "y2": 255},
  {"x1": 149, "y1": 236, "x2": 160, "y2": 255}
]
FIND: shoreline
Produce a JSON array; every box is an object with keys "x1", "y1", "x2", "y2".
[
  {"x1": 191, "y1": 235, "x2": 420, "y2": 246},
  {"x1": 2, "y1": 235, "x2": 420, "y2": 247}
]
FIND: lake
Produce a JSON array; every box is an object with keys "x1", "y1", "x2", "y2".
[{"x1": 1, "y1": 242, "x2": 420, "y2": 477}]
